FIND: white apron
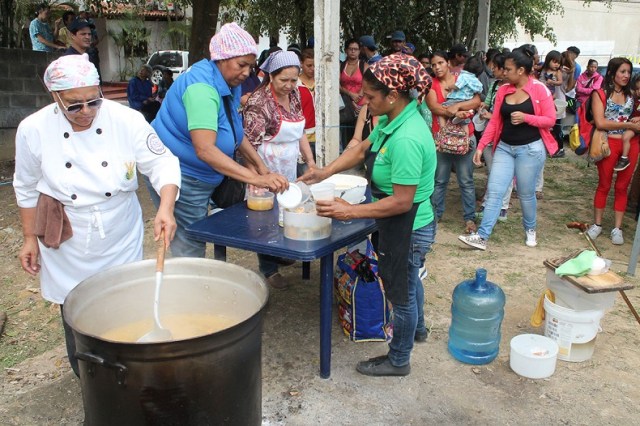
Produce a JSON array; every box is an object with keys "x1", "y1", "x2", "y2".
[
  {"x1": 257, "y1": 90, "x2": 305, "y2": 182},
  {"x1": 40, "y1": 192, "x2": 143, "y2": 304}
]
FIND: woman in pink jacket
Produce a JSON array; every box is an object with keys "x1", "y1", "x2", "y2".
[
  {"x1": 458, "y1": 46, "x2": 557, "y2": 250},
  {"x1": 575, "y1": 59, "x2": 603, "y2": 106}
]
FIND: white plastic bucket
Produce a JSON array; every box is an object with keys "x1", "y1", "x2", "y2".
[
  {"x1": 544, "y1": 295, "x2": 604, "y2": 362},
  {"x1": 510, "y1": 334, "x2": 559, "y2": 379},
  {"x1": 554, "y1": 99, "x2": 568, "y2": 119},
  {"x1": 545, "y1": 270, "x2": 617, "y2": 311}
]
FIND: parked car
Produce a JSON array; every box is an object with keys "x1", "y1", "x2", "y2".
[{"x1": 147, "y1": 50, "x2": 189, "y2": 85}]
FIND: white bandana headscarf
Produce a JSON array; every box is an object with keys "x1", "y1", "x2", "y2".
[
  {"x1": 44, "y1": 54, "x2": 100, "y2": 92},
  {"x1": 259, "y1": 50, "x2": 300, "y2": 74}
]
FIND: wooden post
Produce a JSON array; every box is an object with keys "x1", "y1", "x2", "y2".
[{"x1": 313, "y1": 0, "x2": 341, "y2": 167}]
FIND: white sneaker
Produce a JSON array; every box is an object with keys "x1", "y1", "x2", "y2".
[
  {"x1": 458, "y1": 233, "x2": 487, "y2": 250},
  {"x1": 418, "y1": 266, "x2": 428, "y2": 280},
  {"x1": 611, "y1": 228, "x2": 624, "y2": 245},
  {"x1": 586, "y1": 224, "x2": 602, "y2": 240},
  {"x1": 525, "y1": 229, "x2": 537, "y2": 247}
]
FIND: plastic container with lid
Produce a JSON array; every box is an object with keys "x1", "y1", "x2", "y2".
[{"x1": 448, "y1": 269, "x2": 505, "y2": 365}]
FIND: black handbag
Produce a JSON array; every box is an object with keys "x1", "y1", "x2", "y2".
[
  {"x1": 339, "y1": 93, "x2": 357, "y2": 124},
  {"x1": 211, "y1": 97, "x2": 246, "y2": 208}
]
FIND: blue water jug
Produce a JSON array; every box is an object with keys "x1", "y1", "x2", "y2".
[{"x1": 448, "y1": 268, "x2": 505, "y2": 365}]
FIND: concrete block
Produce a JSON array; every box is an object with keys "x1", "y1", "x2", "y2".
[
  {"x1": 23, "y1": 79, "x2": 47, "y2": 94},
  {"x1": 9, "y1": 62, "x2": 37, "y2": 79},
  {"x1": 0, "y1": 48, "x2": 15, "y2": 62},
  {"x1": 19, "y1": 49, "x2": 50, "y2": 63},
  {"x1": 10, "y1": 94, "x2": 38, "y2": 108},
  {"x1": 0, "y1": 79, "x2": 23, "y2": 92},
  {"x1": 0, "y1": 62, "x2": 8, "y2": 79},
  {"x1": 0, "y1": 107, "x2": 35, "y2": 128},
  {"x1": 0, "y1": 96, "x2": 9, "y2": 107},
  {"x1": 36, "y1": 95, "x2": 52, "y2": 108},
  {"x1": 0, "y1": 128, "x2": 17, "y2": 162}
]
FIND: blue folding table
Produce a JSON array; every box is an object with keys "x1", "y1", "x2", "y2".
[{"x1": 186, "y1": 203, "x2": 376, "y2": 378}]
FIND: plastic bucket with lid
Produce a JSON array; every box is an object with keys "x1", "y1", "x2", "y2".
[
  {"x1": 543, "y1": 295, "x2": 604, "y2": 362},
  {"x1": 554, "y1": 99, "x2": 568, "y2": 119}
]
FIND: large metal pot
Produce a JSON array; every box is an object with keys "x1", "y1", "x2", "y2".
[{"x1": 63, "y1": 258, "x2": 268, "y2": 425}]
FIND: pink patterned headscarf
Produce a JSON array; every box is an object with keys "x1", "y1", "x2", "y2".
[
  {"x1": 44, "y1": 54, "x2": 100, "y2": 92},
  {"x1": 369, "y1": 53, "x2": 432, "y2": 103},
  {"x1": 209, "y1": 22, "x2": 258, "y2": 61}
]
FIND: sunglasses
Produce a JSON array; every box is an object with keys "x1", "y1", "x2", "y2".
[{"x1": 54, "y1": 91, "x2": 103, "y2": 113}]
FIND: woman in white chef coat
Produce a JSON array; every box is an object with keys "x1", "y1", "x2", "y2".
[
  {"x1": 13, "y1": 54, "x2": 181, "y2": 376},
  {"x1": 243, "y1": 50, "x2": 316, "y2": 290}
]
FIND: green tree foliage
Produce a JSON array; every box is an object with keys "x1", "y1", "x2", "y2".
[{"x1": 223, "y1": 0, "x2": 563, "y2": 54}]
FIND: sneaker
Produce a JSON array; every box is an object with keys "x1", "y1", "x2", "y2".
[
  {"x1": 551, "y1": 149, "x2": 565, "y2": 158},
  {"x1": 525, "y1": 229, "x2": 537, "y2": 247},
  {"x1": 476, "y1": 206, "x2": 485, "y2": 219},
  {"x1": 356, "y1": 355, "x2": 411, "y2": 377},
  {"x1": 586, "y1": 224, "x2": 602, "y2": 240},
  {"x1": 611, "y1": 228, "x2": 624, "y2": 245},
  {"x1": 414, "y1": 328, "x2": 430, "y2": 343},
  {"x1": 498, "y1": 209, "x2": 508, "y2": 222},
  {"x1": 418, "y1": 265, "x2": 428, "y2": 280},
  {"x1": 535, "y1": 191, "x2": 543, "y2": 200},
  {"x1": 614, "y1": 157, "x2": 630, "y2": 172},
  {"x1": 458, "y1": 233, "x2": 487, "y2": 250}
]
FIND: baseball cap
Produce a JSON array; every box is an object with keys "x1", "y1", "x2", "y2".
[
  {"x1": 359, "y1": 35, "x2": 377, "y2": 51},
  {"x1": 449, "y1": 43, "x2": 469, "y2": 57},
  {"x1": 390, "y1": 30, "x2": 405, "y2": 42},
  {"x1": 69, "y1": 19, "x2": 95, "y2": 34}
]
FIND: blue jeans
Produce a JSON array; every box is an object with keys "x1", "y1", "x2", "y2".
[
  {"x1": 145, "y1": 174, "x2": 217, "y2": 258},
  {"x1": 478, "y1": 140, "x2": 545, "y2": 240},
  {"x1": 482, "y1": 144, "x2": 513, "y2": 210},
  {"x1": 431, "y1": 148, "x2": 476, "y2": 222},
  {"x1": 388, "y1": 220, "x2": 436, "y2": 367}
]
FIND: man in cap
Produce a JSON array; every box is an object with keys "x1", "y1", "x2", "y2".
[
  {"x1": 359, "y1": 35, "x2": 382, "y2": 64},
  {"x1": 566, "y1": 46, "x2": 582, "y2": 80},
  {"x1": 448, "y1": 43, "x2": 470, "y2": 76},
  {"x1": 63, "y1": 19, "x2": 95, "y2": 56},
  {"x1": 388, "y1": 30, "x2": 406, "y2": 55}
]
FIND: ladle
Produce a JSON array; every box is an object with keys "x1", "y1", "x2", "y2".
[{"x1": 137, "y1": 230, "x2": 172, "y2": 343}]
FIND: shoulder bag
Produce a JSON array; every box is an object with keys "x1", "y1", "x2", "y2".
[
  {"x1": 211, "y1": 97, "x2": 247, "y2": 208},
  {"x1": 435, "y1": 119, "x2": 470, "y2": 155}
]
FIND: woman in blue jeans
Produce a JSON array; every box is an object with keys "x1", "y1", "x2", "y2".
[
  {"x1": 458, "y1": 46, "x2": 557, "y2": 250},
  {"x1": 426, "y1": 50, "x2": 482, "y2": 234},
  {"x1": 301, "y1": 54, "x2": 435, "y2": 376}
]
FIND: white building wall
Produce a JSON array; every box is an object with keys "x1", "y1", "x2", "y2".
[{"x1": 505, "y1": 0, "x2": 640, "y2": 67}]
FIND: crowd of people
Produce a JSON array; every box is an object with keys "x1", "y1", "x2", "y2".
[{"x1": 13, "y1": 18, "x2": 640, "y2": 379}]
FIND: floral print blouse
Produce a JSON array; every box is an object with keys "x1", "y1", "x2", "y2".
[
  {"x1": 604, "y1": 95, "x2": 634, "y2": 135},
  {"x1": 243, "y1": 84, "x2": 304, "y2": 147}
]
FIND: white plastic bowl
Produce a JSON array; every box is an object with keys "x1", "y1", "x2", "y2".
[
  {"x1": 322, "y1": 174, "x2": 368, "y2": 204},
  {"x1": 510, "y1": 334, "x2": 559, "y2": 379}
]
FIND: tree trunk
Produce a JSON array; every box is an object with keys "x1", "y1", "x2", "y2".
[
  {"x1": 189, "y1": 0, "x2": 222, "y2": 66},
  {"x1": 454, "y1": 1, "x2": 465, "y2": 44}
]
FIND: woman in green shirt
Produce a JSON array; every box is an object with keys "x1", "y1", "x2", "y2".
[{"x1": 300, "y1": 54, "x2": 436, "y2": 376}]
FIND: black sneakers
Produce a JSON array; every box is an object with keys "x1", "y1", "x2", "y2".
[
  {"x1": 614, "y1": 157, "x2": 630, "y2": 172},
  {"x1": 356, "y1": 355, "x2": 411, "y2": 377}
]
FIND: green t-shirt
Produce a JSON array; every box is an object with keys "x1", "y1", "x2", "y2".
[
  {"x1": 183, "y1": 83, "x2": 220, "y2": 131},
  {"x1": 369, "y1": 100, "x2": 436, "y2": 230}
]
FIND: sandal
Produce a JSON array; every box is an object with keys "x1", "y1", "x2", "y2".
[{"x1": 465, "y1": 220, "x2": 477, "y2": 234}]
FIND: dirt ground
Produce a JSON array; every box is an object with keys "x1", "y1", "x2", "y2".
[{"x1": 1, "y1": 154, "x2": 639, "y2": 425}]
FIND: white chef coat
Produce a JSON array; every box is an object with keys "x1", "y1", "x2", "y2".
[{"x1": 13, "y1": 99, "x2": 181, "y2": 304}]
